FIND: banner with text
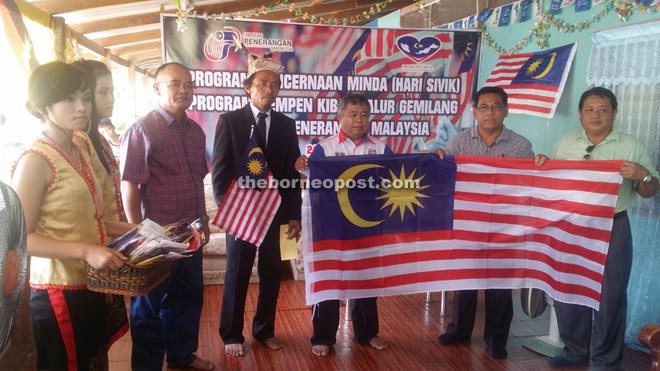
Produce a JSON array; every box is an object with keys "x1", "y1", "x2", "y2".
[{"x1": 162, "y1": 15, "x2": 481, "y2": 155}]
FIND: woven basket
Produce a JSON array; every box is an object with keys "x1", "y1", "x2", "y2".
[
  {"x1": 87, "y1": 227, "x2": 201, "y2": 296},
  {"x1": 86, "y1": 261, "x2": 172, "y2": 296}
]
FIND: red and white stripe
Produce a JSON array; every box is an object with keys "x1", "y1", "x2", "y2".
[
  {"x1": 362, "y1": 28, "x2": 395, "y2": 59},
  {"x1": 311, "y1": 27, "x2": 359, "y2": 122},
  {"x1": 213, "y1": 174, "x2": 281, "y2": 247},
  {"x1": 303, "y1": 156, "x2": 622, "y2": 309},
  {"x1": 450, "y1": 68, "x2": 475, "y2": 125}
]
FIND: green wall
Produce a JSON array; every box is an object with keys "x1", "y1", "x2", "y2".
[
  {"x1": 376, "y1": 9, "x2": 401, "y2": 28},
  {"x1": 478, "y1": 5, "x2": 660, "y2": 155}
]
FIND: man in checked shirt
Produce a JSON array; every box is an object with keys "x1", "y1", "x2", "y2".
[{"x1": 121, "y1": 62, "x2": 214, "y2": 371}]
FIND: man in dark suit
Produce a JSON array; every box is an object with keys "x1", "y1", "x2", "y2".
[{"x1": 211, "y1": 55, "x2": 302, "y2": 357}]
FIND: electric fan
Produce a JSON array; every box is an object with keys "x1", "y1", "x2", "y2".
[{"x1": 0, "y1": 182, "x2": 28, "y2": 357}]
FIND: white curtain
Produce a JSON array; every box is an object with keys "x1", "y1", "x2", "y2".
[{"x1": 587, "y1": 22, "x2": 660, "y2": 347}]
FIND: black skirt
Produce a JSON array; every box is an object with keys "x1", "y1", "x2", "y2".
[{"x1": 30, "y1": 287, "x2": 108, "y2": 371}]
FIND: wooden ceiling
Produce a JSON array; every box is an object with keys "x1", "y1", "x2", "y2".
[
  {"x1": 25, "y1": 0, "x2": 510, "y2": 74},
  {"x1": 22, "y1": 0, "x2": 404, "y2": 73}
]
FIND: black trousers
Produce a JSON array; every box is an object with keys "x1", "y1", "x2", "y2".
[
  {"x1": 219, "y1": 223, "x2": 282, "y2": 344},
  {"x1": 555, "y1": 211, "x2": 632, "y2": 370},
  {"x1": 445, "y1": 288, "x2": 513, "y2": 349},
  {"x1": 311, "y1": 297, "x2": 379, "y2": 346}
]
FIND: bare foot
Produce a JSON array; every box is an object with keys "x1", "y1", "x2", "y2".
[
  {"x1": 187, "y1": 356, "x2": 215, "y2": 370},
  {"x1": 224, "y1": 343, "x2": 245, "y2": 357},
  {"x1": 262, "y1": 337, "x2": 284, "y2": 350},
  {"x1": 311, "y1": 344, "x2": 331, "y2": 356},
  {"x1": 368, "y1": 336, "x2": 388, "y2": 350}
]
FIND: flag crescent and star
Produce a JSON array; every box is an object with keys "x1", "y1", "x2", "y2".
[
  {"x1": 337, "y1": 163, "x2": 385, "y2": 228},
  {"x1": 335, "y1": 161, "x2": 433, "y2": 230},
  {"x1": 530, "y1": 51, "x2": 557, "y2": 79}
]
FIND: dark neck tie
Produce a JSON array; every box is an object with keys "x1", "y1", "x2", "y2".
[{"x1": 257, "y1": 112, "x2": 268, "y2": 148}]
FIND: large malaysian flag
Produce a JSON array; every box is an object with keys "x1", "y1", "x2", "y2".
[{"x1": 302, "y1": 155, "x2": 622, "y2": 310}]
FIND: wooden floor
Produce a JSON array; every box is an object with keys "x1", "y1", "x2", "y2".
[{"x1": 108, "y1": 268, "x2": 651, "y2": 371}]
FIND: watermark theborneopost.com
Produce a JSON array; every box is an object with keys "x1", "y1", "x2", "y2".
[{"x1": 237, "y1": 176, "x2": 420, "y2": 192}]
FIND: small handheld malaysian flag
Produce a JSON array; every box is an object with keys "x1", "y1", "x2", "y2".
[{"x1": 212, "y1": 130, "x2": 281, "y2": 247}]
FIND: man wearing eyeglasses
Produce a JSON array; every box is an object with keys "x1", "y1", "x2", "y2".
[
  {"x1": 120, "y1": 62, "x2": 214, "y2": 370},
  {"x1": 436, "y1": 86, "x2": 534, "y2": 359},
  {"x1": 536, "y1": 87, "x2": 658, "y2": 370}
]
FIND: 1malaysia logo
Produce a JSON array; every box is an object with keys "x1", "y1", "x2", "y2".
[{"x1": 396, "y1": 35, "x2": 442, "y2": 64}]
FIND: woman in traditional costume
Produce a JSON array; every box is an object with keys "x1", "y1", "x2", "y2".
[{"x1": 12, "y1": 61, "x2": 131, "y2": 370}]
